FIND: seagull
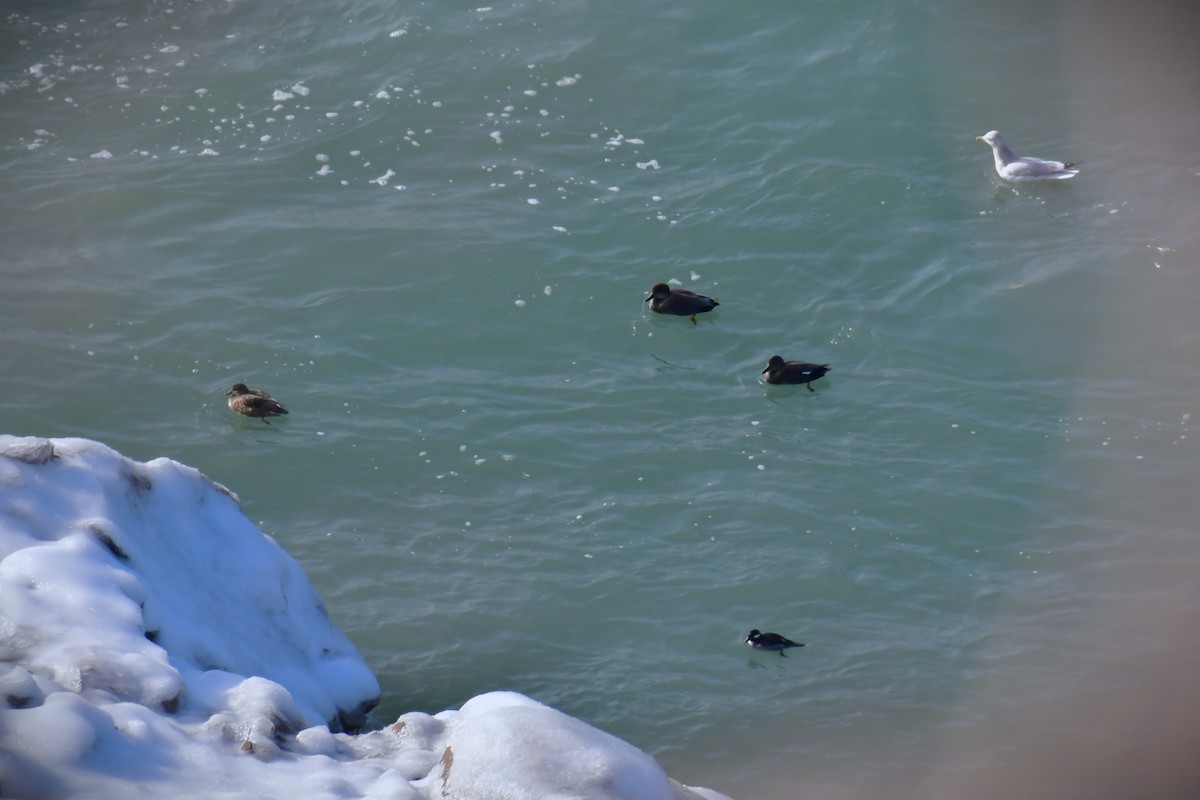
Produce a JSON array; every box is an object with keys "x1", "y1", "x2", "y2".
[
  {"x1": 744, "y1": 629, "x2": 804, "y2": 656},
  {"x1": 976, "y1": 130, "x2": 1080, "y2": 181},
  {"x1": 761, "y1": 355, "x2": 830, "y2": 392},
  {"x1": 645, "y1": 283, "x2": 719, "y2": 324},
  {"x1": 225, "y1": 383, "x2": 289, "y2": 424}
]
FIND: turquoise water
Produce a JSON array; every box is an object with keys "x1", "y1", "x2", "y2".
[{"x1": 4, "y1": 1, "x2": 1200, "y2": 798}]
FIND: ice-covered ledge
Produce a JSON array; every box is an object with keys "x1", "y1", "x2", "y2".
[{"x1": 0, "y1": 436, "x2": 730, "y2": 800}]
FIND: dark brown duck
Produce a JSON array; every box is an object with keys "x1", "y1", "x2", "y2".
[
  {"x1": 645, "y1": 282, "x2": 719, "y2": 324},
  {"x1": 226, "y1": 383, "x2": 289, "y2": 424},
  {"x1": 744, "y1": 629, "x2": 805, "y2": 656},
  {"x1": 761, "y1": 356, "x2": 830, "y2": 392}
]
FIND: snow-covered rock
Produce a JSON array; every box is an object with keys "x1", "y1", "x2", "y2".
[{"x1": 0, "y1": 436, "x2": 729, "y2": 800}]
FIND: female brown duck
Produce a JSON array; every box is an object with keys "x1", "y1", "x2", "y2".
[{"x1": 226, "y1": 383, "x2": 289, "y2": 424}]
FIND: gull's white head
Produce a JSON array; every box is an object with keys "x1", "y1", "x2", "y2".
[{"x1": 976, "y1": 130, "x2": 1003, "y2": 146}]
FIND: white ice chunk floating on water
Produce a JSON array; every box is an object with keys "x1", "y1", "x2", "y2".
[
  {"x1": 370, "y1": 169, "x2": 396, "y2": 186},
  {"x1": 0, "y1": 436, "x2": 729, "y2": 800}
]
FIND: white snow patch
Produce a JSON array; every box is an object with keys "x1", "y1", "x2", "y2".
[{"x1": 0, "y1": 436, "x2": 729, "y2": 800}]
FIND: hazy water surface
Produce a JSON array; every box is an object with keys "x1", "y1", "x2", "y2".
[{"x1": 3, "y1": 2, "x2": 1199, "y2": 798}]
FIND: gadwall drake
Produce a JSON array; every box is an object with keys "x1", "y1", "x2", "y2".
[
  {"x1": 645, "y1": 282, "x2": 719, "y2": 324},
  {"x1": 761, "y1": 355, "x2": 830, "y2": 392}
]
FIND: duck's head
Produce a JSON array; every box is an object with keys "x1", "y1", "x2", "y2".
[
  {"x1": 646, "y1": 283, "x2": 672, "y2": 302},
  {"x1": 762, "y1": 356, "x2": 785, "y2": 373},
  {"x1": 226, "y1": 383, "x2": 250, "y2": 397}
]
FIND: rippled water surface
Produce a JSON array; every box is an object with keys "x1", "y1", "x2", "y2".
[{"x1": 4, "y1": 1, "x2": 1200, "y2": 798}]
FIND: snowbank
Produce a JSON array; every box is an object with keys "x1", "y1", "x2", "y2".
[{"x1": 0, "y1": 436, "x2": 728, "y2": 800}]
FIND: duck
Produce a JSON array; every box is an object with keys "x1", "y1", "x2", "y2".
[
  {"x1": 744, "y1": 629, "x2": 804, "y2": 656},
  {"x1": 645, "y1": 282, "x2": 719, "y2": 324},
  {"x1": 761, "y1": 355, "x2": 830, "y2": 392},
  {"x1": 225, "y1": 383, "x2": 289, "y2": 424},
  {"x1": 976, "y1": 130, "x2": 1080, "y2": 181}
]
